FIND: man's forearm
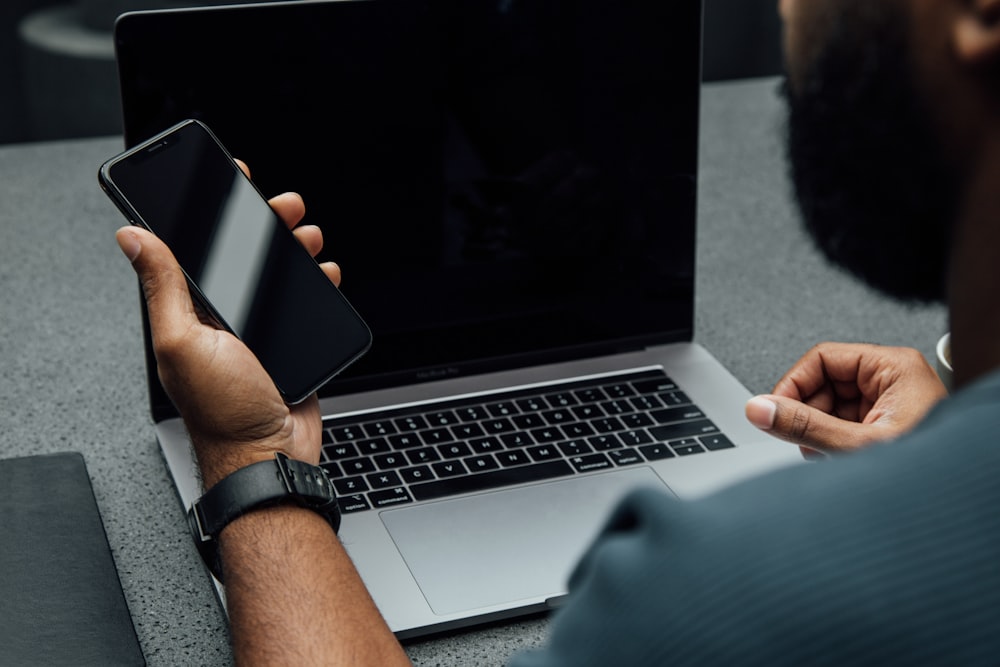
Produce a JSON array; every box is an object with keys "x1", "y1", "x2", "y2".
[{"x1": 218, "y1": 504, "x2": 411, "y2": 666}]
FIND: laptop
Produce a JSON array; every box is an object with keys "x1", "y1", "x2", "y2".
[{"x1": 111, "y1": 0, "x2": 802, "y2": 638}]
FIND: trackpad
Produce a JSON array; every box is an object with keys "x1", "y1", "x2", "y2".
[{"x1": 379, "y1": 467, "x2": 670, "y2": 616}]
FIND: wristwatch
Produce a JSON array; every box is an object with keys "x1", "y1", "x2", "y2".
[{"x1": 187, "y1": 452, "x2": 341, "y2": 582}]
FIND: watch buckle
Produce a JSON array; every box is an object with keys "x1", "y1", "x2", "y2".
[{"x1": 188, "y1": 503, "x2": 212, "y2": 543}]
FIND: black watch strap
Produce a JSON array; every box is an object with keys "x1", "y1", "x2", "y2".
[{"x1": 188, "y1": 452, "x2": 340, "y2": 582}]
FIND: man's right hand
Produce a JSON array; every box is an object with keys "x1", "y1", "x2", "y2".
[
  {"x1": 115, "y1": 180, "x2": 338, "y2": 489},
  {"x1": 745, "y1": 342, "x2": 948, "y2": 457}
]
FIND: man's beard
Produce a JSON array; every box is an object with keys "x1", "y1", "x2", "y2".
[{"x1": 783, "y1": 7, "x2": 957, "y2": 303}]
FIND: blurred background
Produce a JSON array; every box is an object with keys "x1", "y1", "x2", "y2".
[{"x1": 0, "y1": 0, "x2": 783, "y2": 144}]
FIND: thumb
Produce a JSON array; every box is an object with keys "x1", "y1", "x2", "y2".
[
  {"x1": 745, "y1": 395, "x2": 873, "y2": 454},
  {"x1": 115, "y1": 226, "x2": 199, "y2": 340}
]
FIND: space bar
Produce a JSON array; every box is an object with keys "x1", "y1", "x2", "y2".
[{"x1": 410, "y1": 460, "x2": 575, "y2": 502}]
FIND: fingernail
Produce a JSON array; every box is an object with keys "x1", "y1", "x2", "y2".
[
  {"x1": 116, "y1": 228, "x2": 141, "y2": 262},
  {"x1": 746, "y1": 396, "x2": 777, "y2": 430}
]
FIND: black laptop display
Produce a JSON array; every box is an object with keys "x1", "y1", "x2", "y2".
[{"x1": 113, "y1": 0, "x2": 700, "y2": 418}]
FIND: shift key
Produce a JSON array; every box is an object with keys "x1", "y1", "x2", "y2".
[
  {"x1": 649, "y1": 419, "x2": 719, "y2": 441},
  {"x1": 651, "y1": 406, "x2": 706, "y2": 424}
]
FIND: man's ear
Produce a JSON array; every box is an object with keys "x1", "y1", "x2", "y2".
[{"x1": 954, "y1": 0, "x2": 1000, "y2": 66}]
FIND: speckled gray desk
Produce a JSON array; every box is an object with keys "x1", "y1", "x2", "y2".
[{"x1": 0, "y1": 77, "x2": 947, "y2": 666}]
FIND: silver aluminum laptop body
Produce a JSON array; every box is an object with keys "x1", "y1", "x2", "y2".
[
  {"x1": 158, "y1": 345, "x2": 799, "y2": 636},
  {"x1": 117, "y1": 0, "x2": 803, "y2": 638}
]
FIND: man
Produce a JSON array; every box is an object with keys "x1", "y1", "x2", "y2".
[{"x1": 115, "y1": 0, "x2": 1000, "y2": 663}]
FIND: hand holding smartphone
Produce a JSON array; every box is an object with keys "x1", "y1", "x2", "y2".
[{"x1": 99, "y1": 119, "x2": 372, "y2": 404}]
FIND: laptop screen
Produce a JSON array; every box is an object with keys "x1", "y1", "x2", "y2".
[{"x1": 113, "y1": 0, "x2": 702, "y2": 418}]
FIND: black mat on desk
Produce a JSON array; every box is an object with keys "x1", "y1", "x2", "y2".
[{"x1": 0, "y1": 452, "x2": 145, "y2": 666}]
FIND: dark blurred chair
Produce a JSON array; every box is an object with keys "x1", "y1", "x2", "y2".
[{"x1": 2, "y1": 0, "x2": 784, "y2": 144}]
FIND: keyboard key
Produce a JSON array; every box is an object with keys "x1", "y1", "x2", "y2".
[
  {"x1": 357, "y1": 438, "x2": 391, "y2": 455},
  {"x1": 512, "y1": 414, "x2": 545, "y2": 430},
  {"x1": 389, "y1": 433, "x2": 421, "y2": 450},
  {"x1": 410, "y1": 460, "x2": 574, "y2": 501},
  {"x1": 470, "y1": 436, "x2": 504, "y2": 453},
  {"x1": 572, "y1": 404, "x2": 604, "y2": 420},
  {"x1": 574, "y1": 387, "x2": 606, "y2": 403},
  {"x1": 672, "y1": 441, "x2": 706, "y2": 456},
  {"x1": 545, "y1": 392, "x2": 578, "y2": 407},
  {"x1": 701, "y1": 434, "x2": 735, "y2": 451},
  {"x1": 603, "y1": 383, "x2": 635, "y2": 398},
  {"x1": 364, "y1": 421, "x2": 397, "y2": 437},
  {"x1": 320, "y1": 461, "x2": 342, "y2": 478},
  {"x1": 542, "y1": 408, "x2": 573, "y2": 424},
  {"x1": 342, "y1": 458, "x2": 377, "y2": 475},
  {"x1": 630, "y1": 395, "x2": 662, "y2": 411},
  {"x1": 633, "y1": 377, "x2": 678, "y2": 394},
  {"x1": 591, "y1": 417, "x2": 625, "y2": 433},
  {"x1": 456, "y1": 406, "x2": 489, "y2": 421},
  {"x1": 638, "y1": 443, "x2": 675, "y2": 461},
  {"x1": 530, "y1": 427, "x2": 563, "y2": 443},
  {"x1": 427, "y1": 410, "x2": 459, "y2": 427},
  {"x1": 483, "y1": 418, "x2": 515, "y2": 434},
  {"x1": 333, "y1": 476, "x2": 370, "y2": 495},
  {"x1": 496, "y1": 450, "x2": 531, "y2": 467},
  {"x1": 465, "y1": 454, "x2": 500, "y2": 472},
  {"x1": 486, "y1": 402, "x2": 516, "y2": 417},
  {"x1": 649, "y1": 419, "x2": 719, "y2": 441},
  {"x1": 588, "y1": 434, "x2": 622, "y2": 451},
  {"x1": 527, "y1": 444, "x2": 561, "y2": 461},
  {"x1": 401, "y1": 465, "x2": 434, "y2": 484},
  {"x1": 601, "y1": 399, "x2": 632, "y2": 415},
  {"x1": 562, "y1": 422, "x2": 595, "y2": 438},
  {"x1": 570, "y1": 453, "x2": 613, "y2": 473},
  {"x1": 618, "y1": 429, "x2": 653, "y2": 447},
  {"x1": 322, "y1": 430, "x2": 334, "y2": 445},
  {"x1": 621, "y1": 413, "x2": 654, "y2": 429},
  {"x1": 324, "y1": 443, "x2": 359, "y2": 460},
  {"x1": 608, "y1": 448, "x2": 643, "y2": 466},
  {"x1": 558, "y1": 440, "x2": 592, "y2": 457},
  {"x1": 339, "y1": 494, "x2": 371, "y2": 513},
  {"x1": 516, "y1": 396, "x2": 546, "y2": 412},
  {"x1": 651, "y1": 406, "x2": 707, "y2": 424},
  {"x1": 366, "y1": 470, "x2": 404, "y2": 489},
  {"x1": 658, "y1": 391, "x2": 691, "y2": 406},
  {"x1": 395, "y1": 415, "x2": 429, "y2": 431},
  {"x1": 433, "y1": 460, "x2": 468, "y2": 478},
  {"x1": 373, "y1": 453, "x2": 408, "y2": 469},
  {"x1": 438, "y1": 442, "x2": 472, "y2": 459},
  {"x1": 500, "y1": 432, "x2": 534, "y2": 448},
  {"x1": 331, "y1": 425, "x2": 364, "y2": 442},
  {"x1": 420, "y1": 428, "x2": 453, "y2": 445},
  {"x1": 369, "y1": 487, "x2": 413, "y2": 508},
  {"x1": 406, "y1": 447, "x2": 441, "y2": 465},
  {"x1": 451, "y1": 423, "x2": 486, "y2": 439}
]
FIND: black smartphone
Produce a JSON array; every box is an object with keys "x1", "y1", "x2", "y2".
[{"x1": 99, "y1": 118, "x2": 372, "y2": 404}]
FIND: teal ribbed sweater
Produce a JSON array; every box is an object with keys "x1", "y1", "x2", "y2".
[{"x1": 512, "y1": 370, "x2": 1000, "y2": 665}]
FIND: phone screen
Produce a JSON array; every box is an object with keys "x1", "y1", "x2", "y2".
[{"x1": 100, "y1": 119, "x2": 372, "y2": 404}]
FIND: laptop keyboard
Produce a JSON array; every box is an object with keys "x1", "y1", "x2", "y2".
[{"x1": 320, "y1": 369, "x2": 735, "y2": 514}]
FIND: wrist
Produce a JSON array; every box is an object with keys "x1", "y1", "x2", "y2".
[
  {"x1": 188, "y1": 453, "x2": 341, "y2": 582},
  {"x1": 192, "y1": 436, "x2": 318, "y2": 491},
  {"x1": 189, "y1": 426, "x2": 322, "y2": 491},
  {"x1": 195, "y1": 446, "x2": 281, "y2": 490}
]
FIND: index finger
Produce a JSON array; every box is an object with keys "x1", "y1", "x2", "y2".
[
  {"x1": 268, "y1": 192, "x2": 307, "y2": 230},
  {"x1": 772, "y1": 343, "x2": 866, "y2": 402}
]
